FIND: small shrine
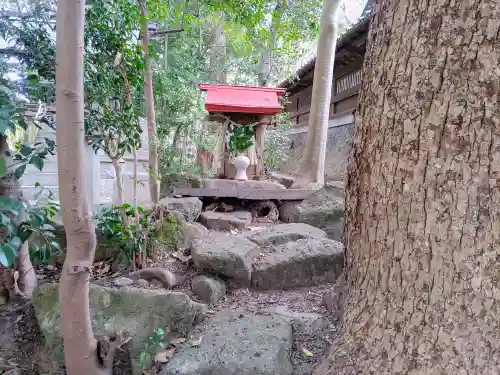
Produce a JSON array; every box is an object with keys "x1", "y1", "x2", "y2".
[
  {"x1": 169, "y1": 83, "x2": 315, "y2": 201},
  {"x1": 200, "y1": 83, "x2": 286, "y2": 180}
]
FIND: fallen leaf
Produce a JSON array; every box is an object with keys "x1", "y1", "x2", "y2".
[
  {"x1": 155, "y1": 348, "x2": 176, "y2": 363},
  {"x1": 302, "y1": 347, "x2": 314, "y2": 357},
  {"x1": 170, "y1": 337, "x2": 187, "y2": 346},
  {"x1": 188, "y1": 335, "x2": 203, "y2": 347},
  {"x1": 172, "y1": 251, "x2": 191, "y2": 263},
  {"x1": 101, "y1": 263, "x2": 111, "y2": 274},
  {"x1": 119, "y1": 335, "x2": 132, "y2": 348}
]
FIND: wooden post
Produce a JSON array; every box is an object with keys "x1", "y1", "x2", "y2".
[{"x1": 254, "y1": 123, "x2": 266, "y2": 178}]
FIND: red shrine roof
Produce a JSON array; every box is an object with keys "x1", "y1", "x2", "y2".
[{"x1": 200, "y1": 83, "x2": 286, "y2": 115}]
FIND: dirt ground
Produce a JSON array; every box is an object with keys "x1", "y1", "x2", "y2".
[{"x1": 0, "y1": 301, "x2": 44, "y2": 375}]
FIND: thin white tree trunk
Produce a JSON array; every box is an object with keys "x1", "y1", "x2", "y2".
[
  {"x1": 111, "y1": 158, "x2": 128, "y2": 225},
  {"x1": 132, "y1": 147, "x2": 140, "y2": 225},
  {"x1": 297, "y1": 0, "x2": 341, "y2": 186},
  {"x1": 111, "y1": 159, "x2": 125, "y2": 206},
  {"x1": 55, "y1": 0, "x2": 105, "y2": 373},
  {"x1": 0, "y1": 135, "x2": 37, "y2": 300},
  {"x1": 140, "y1": 2, "x2": 160, "y2": 204}
]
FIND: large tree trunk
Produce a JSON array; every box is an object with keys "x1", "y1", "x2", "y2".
[
  {"x1": 140, "y1": 2, "x2": 160, "y2": 204},
  {"x1": 56, "y1": 0, "x2": 117, "y2": 373},
  {"x1": 0, "y1": 135, "x2": 37, "y2": 301},
  {"x1": 317, "y1": 1, "x2": 500, "y2": 374},
  {"x1": 208, "y1": 11, "x2": 227, "y2": 83},
  {"x1": 297, "y1": 0, "x2": 340, "y2": 186},
  {"x1": 257, "y1": 0, "x2": 281, "y2": 87}
]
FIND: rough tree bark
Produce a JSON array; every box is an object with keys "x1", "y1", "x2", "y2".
[
  {"x1": 56, "y1": 0, "x2": 118, "y2": 373},
  {"x1": 316, "y1": 1, "x2": 500, "y2": 374},
  {"x1": 297, "y1": 0, "x2": 341, "y2": 186},
  {"x1": 140, "y1": 2, "x2": 160, "y2": 204},
  {"x1": 0, "y1": 135, "x2": 37, "y2": 301}
]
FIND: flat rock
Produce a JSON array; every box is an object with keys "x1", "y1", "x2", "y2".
[
  {"x1": 136, "y1": 278, "x2": 149, "y2": 287},
  {"x1": 199, "y1": 211, "x2": 252, "y2": 231},
  {"x1": 278, "y1": 187, "x2": 344, "y2": 241},
  {"x1": 33, "y1": 283, "x2": 206, "y2": 375},
  {"x1": 183, "y1": 222, "x2": 209, "y2": 249},
  {"x1": 192, "y1": 234, "x2": 259, "y2": 282},
  {"x1": 113, "y1": 276, "x2": 134, "y2": 287},
  {"x1": 157, "y1": 197, "x2": 203, "y2": 222},
  {"x1": 160, "y1": 310, "x2": 293, "y2": 375},
  {"x1": 251, "y1": 238, "x2": 344, "y2": 290},
  {"x1": 191, "y1": 276, "x2": 226, "y2": 305},
  {"x1": 247, "y1": 223, "x2": 327, "y2": 246},
  {"x1": 261, "y1": 307, "x2": 329, "y2": 335}
]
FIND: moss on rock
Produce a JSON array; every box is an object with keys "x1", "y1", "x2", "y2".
[{"x1": 33, "y1": 283, "x2": 206, "y2": 375}]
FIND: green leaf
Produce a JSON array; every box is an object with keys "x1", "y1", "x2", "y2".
[
  {"x1": 0, "y1": 197, "x2": 22, "y2": 213},
  {"x1": 0, "y1": 213, "x2": 10, "y2": 226},
  {"x1": 50, "y1": 241, "x2": 61, "y2": 251},
  {"x1": 42, "y1": 224, "x2": 56, "y2": 231},
  {"x1": 30, "y1": 155, "x2": 44, "y2": 171},
  {"x1": 0, "y1": 244, "x2": 17, "y2": 268},
  {"x1": 20, "y1": 144, "x2": 34, "y2": 157},
  {"x1": 14, "y1": 164, "x2": 27, "y2": 179},
  {"x1": 10, "y1": 236, "x2": 23, "y2": 249},
  {"x1": 35, "y1": 182, "x2": 41, "y2": 188},
  {"x1": 27, "y1": 74, "x2": 40, "y2": 84},
  {"x1": 154, "y1": 327, "x2": 165, "y2": 337},
  {"x1": 0, "y1": 159, "x2": 6, "y2": 177},
  {"x1": 17, "y1": 117, "x2": 29, "y2": 131}
]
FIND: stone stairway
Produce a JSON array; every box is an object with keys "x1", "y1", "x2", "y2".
[{"x1": 33, "y1": 197, "x2": 345, "y2": 375}]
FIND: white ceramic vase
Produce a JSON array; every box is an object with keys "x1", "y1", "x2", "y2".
[{"x1": 233, "y1": 154, "x2": 250, "y2": 181}]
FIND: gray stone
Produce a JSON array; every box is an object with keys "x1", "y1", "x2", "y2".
[
  {"x1": 111, "y1": 252, "x2": 130, "y2": 273},
  {"x1": 192, "y1": 234, "x2": 259, "y2": 282},
  {"x1": 113, "y1": 276, "x2": 134, "y2": 287},
  {"x1": 33, "y1": 283, "x2": 206, "y2": 375},
  {"x1": 160, "y1": 310, "x2": 293, "y2": 375},
  {"x1": 183, "y1": 222, "x2": 208, "y2": 250},
  {"x1": 156, "y1": 210, "x2": 190, "y2": 252},
  {"x1": 278, "y1": 188, "x2": 344, "y2": 241},
  {"x1": 199, "y1": 210, "x2": 252, "y2": 231},
  {"x1": 191, "y1": 276, "x2": 226, "y2": 305},
  {"x1": 136, "y1": 278, "x2": 149, "y2": 287},
  {"x1": 251, "y1": 238, "x2": 344, "y2": 290},
  {"x1": 261, "y1": 307, "x2": 329, "y2": 335},
  {"x1": 157, "y1": 197, "x2": 203, "y2": 222},
  {"x1": 247, "y1": 223, "x2": 327, "y2": 246}
]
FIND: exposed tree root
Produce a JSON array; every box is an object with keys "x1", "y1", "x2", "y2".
[{"x1": 128, "y1": 267, "x2": 184, "y2": 288}]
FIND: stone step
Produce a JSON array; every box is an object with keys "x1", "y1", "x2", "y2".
[
  {"x1": 246, "y1": 222, "x2": 327, "y2": 246},
  {"x1": 251, "y1": 238, "x2": 344, "y2": 290},
  {"x1": 192, "y1": 233, "x2": 259, "y2": 282},
  {"x1": 160, "y1": 310, "x2": 293, "y2": 375},
  {"x1": 199, "y1": 210, "x2": 252, "y2": 231}
]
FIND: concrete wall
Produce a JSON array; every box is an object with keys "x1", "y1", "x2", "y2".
[
  {"x1": 281, "y1": 114, "x2": 355, "y2": 182},
  {"x1": 20, "y1": 108, "x2": 151, "y2": 208}
]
